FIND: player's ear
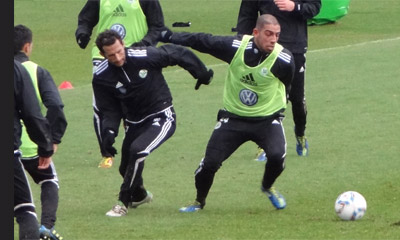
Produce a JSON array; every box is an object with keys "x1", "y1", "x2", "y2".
[{"x1": 252, "y1": 28, "x2": 259, "y2": 37}]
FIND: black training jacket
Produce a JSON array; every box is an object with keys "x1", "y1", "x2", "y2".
[
  {"x1": 92, "y1": 44, "x2": 209, "y2": 136},
  {"x1": 14, "y1": 60, "x2": 53, "y2": 157},
  {"x1": 236, "y1": 0, "x2": 321, "y2": 53}
]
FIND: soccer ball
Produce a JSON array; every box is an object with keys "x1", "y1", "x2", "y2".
[{"x1": 335, "y1": 191, "x2": 367, "y2": 221}]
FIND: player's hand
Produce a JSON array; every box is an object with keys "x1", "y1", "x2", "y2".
[
  {"x1": 274, "y1": 0, "x2": 295, "y2": 11},
  {"x1": 53, "y1": 144, "x2": 58, "y2": 154},
  {"x1": 102, "y1": 129, "x2": 117, "y2": 156},
  {"x1": 38, "y1": 156, "x2": 52, "y2": 170},
  {"x1": 77, "y1": 33, "x2": 91, "y2": 49},
  {"x1": 160, "y1": 27, "x2": 173, "y2": 43},
  {"x1": 195, "y1": 69, "x2": 214, "y2": 90}
]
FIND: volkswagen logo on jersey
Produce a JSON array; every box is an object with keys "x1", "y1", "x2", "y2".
[
  {"x1": 139, "y1": 69, "x2": 148, "y2": 78},
  {"x1": 110, "y1": 24, "x2": 126, "y2": 39},
  {"x1": 239, "y1": 89, "x2": 258, "y2": 106}
]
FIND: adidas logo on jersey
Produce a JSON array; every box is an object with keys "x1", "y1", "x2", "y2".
[
  {"x1": 113, "y1": 4, "x2": 126, "y2": 17},
  {"x1": 240, "y1": 73, "x2": 257, "y2": 86}
]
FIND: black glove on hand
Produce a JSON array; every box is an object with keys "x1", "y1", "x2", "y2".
[
  {"x1": 77, "y1": 33, "x2": 90, "y2": 49},
  {"x1": 195, "y1": 69, "x2": 214, "y2": 90},
  {"x1": 102, "y1": 129, "x2": 117, "y2": 156},
  {"x1": 160, "y1": 27, "x2": 173, "y2": 43}
]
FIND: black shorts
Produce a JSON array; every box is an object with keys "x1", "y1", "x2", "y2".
[
  {"x1": 14, "y1": 152, "x2": 36, "y2": 214},
  {"x1": 21, "y1": 157, "x2": 59, "y2": 186}
]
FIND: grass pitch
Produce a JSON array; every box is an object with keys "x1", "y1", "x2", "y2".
[{"x1": 14, "y1": 0, "x2": 400, "y2": 239}]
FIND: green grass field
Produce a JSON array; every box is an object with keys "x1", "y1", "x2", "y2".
[{"x1": 14, "y1": 0, "x2": 400, "y2": 239}]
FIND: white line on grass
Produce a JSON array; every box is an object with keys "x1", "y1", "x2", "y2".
[
  {"x1": 70, "y1": 36, "x2": 400, "y2": 90},
  {"x1": 309, "y1": 36, "x2": 400, "y2": 53},
  {"x1": 164, "y1": 36, "x2": 400, "y2": 73}
]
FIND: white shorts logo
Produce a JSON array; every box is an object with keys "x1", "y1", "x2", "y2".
[{"x1": 239, "y1": 89, "x2": 258, "y2": 106}]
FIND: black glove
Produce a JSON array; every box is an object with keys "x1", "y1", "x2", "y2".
[
  {"x1": 102, "y1": 129, "x2": 117, "y2": 156},
  {"x1": 195, "y1": 69, "x2": 214, "y2": 90},
  {"x1": 76, "y1": 33, "x2": 90, "y2": 49},
  {"x1": 159, "y1": 27, "x2": 173, "y2": 43}
]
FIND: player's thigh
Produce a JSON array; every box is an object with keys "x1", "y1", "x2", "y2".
[
  {"x1": 203, "y1": 119, "x2": 247, "y2": 169},
  {"x1": 130, "y1": 115, "x2": 176, "y2": 155},
  {"x1": 256, "y1": 119, "x2": 286, "y2": 158}
]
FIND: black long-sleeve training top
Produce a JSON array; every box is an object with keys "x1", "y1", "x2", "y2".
[{"x1": 92, "y1": 44, "x2": 210, "y2": 134}]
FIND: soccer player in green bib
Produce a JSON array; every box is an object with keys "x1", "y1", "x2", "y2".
[{"x1": 159, "y1": 14, "x2": 295, "y2": 212}]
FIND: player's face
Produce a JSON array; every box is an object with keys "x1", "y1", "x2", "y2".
[
  {"x1": 253, "y1": 24, "x2": 280, "y2": 53},
  {"x1": 102, "y1": 40, "x2": 126, "y2": 67}
]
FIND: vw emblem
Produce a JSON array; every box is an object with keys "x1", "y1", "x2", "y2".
[
  {"x1": 239, "y1": 89, "x2": 258, "y2": 106},
  {"x1": 110, "y1": 24, "x2": 126, "y2": 39}
]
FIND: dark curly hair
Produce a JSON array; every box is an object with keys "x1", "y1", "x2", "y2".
[{"x1": 95, "y1": 29, "x2": 123, "y2": 53}]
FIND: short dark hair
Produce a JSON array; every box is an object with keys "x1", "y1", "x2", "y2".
[
  {"x1": 95, "y1": 30, "x2": 123, "y2": 53},
  {"x1": 256, "y1": 14, "x2": 280, "y2": 30},
  {"x1": 14, "y1": 24, "x2": 32, "y2": 55}
]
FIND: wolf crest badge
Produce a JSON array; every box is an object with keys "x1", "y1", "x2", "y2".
[
  {"x1": 139, "y1": 69, "x2": 148, "y2": 78},
  {"x1": 260, "y1": 67, "x2": 268, "y2": 77}
]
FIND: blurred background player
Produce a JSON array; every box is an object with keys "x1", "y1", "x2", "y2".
[
  {"x1": 75, "y1": 0, "x2": 165, "y2": 168},
  {"x1": 14, "y1": 59, "x2": 54, "y2": 240},
  {"x1": 14, "y1": 24, "x2": 67, "y2": 240},
  {"x1": 236, "y1": 0, "x2": 321, "y2": 160}
]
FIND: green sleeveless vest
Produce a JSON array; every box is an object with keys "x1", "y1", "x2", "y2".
[
  {"x1": 92, "y1": 0, "x2": 148, "y2": 59},
  {"x1": 223, "y1": 35, "x2": 287, "y2": 117},
  {"x1": 20, "y1": 61, "x2": 44, "y2": 158}
]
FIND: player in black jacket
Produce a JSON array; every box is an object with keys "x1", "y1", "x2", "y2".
[
  {"x1": 159, "y1": 14, "x2": 295, "y2": 212},
  {"x1": 14, "y1": 60, "x2": 54, "y2": 240},
  {"x1": 14, "y1": 24, "x2": 67, "y2": 240},
  {"x1": 76, "y1": 0, "x2": 165, "y2": 168},
  {"x1": 93, "y1": 30, "x2": 213, "y2": 217},
  {"x1": 236, "y1": 0, "x2": 321, "y2": 158}
]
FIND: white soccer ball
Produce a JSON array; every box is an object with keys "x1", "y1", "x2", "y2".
[{"x1": 335, "y1": 191, "x2": 367, "y2": 221}]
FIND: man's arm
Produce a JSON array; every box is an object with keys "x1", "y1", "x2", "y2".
[
  {"x1": 162, "y1": 31, "x2": 238, "y2": 63},
  {"x1": 92, "y1": 81, "x2": 123, "y2": 134},
  {"x1": 37, "y1": 67, "x2": 68, "y2": 144},
  {"x1": 135, "y1": 0, "x2": 165, "y2": 46},
  {"x1": 157, "y1": 44, "x2": 214, "y2": 90},
  {"x1": 92, "y1": 81, "x2": 123, "y2": 156},
  {"x1": 75, "y1": 0, "x2": 99, "y2": 49},
  {"x1": 236, "y1": 0, "x2": 260, "y2": 35}
]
